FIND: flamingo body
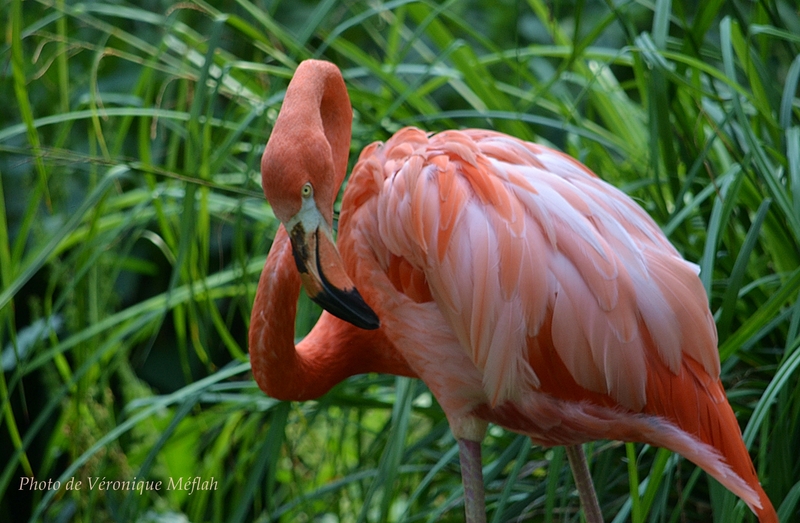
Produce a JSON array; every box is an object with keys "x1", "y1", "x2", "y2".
[{"x1": 249, "y1": 60, "x2": 777, "y2": 522}]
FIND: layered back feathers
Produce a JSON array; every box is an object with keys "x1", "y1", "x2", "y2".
[
  {"x1": 357, "y1": 127, "x2": 717, "y2": 409},
  {"x1": 340, "y1": 126, "x2": 773, "y2": 521}
]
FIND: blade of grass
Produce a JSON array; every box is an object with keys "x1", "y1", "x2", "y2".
[
  {"x1": 490, "y1": 438, "x2": 532, "y2": 523},
  {"x1": 626, "y1": 442, "x2": 643, "y2": 523},
  {"x1": 720, "y1": 267, "x2": 800, "y2": 361},
  {"x1": 716, "y1": 199, "x2": 772, "y2": 341},
  {"x1": 742, "y1": 335, "x2": 800, "y2": 448},
  {"x1": 230, "y1": 402, "x2": 290, "y2": 522},
  {"x1": 10, "y1": 0, "x2": 50, "y2": 211},
  {"x1": 699, "y1": 164, "x2": 743, "y2": 296}
]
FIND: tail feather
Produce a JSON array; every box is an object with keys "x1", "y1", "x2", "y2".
[
  {"x1": 644, "y1": 356, "x2": 777, "y2": 523},
  {"x1": 519, "y1": 314, "x2": 777, "y2": 521}
]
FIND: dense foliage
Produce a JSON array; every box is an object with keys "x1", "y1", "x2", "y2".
[{"x1": 2, "y1": 0, "x2": 799, "y2": 521}]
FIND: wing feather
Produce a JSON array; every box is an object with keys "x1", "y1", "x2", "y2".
[{"x1": 362, "y1": 127, "x2": 719, "y2": 410}]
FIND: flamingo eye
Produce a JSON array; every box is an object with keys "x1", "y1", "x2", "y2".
[{"x1": 301, "y1": 183, "x2": 313, "y2": 198}]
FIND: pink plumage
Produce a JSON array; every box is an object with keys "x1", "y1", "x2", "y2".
[{"x1": 250, "y1": 60, "x2": 777, "y2": 523}]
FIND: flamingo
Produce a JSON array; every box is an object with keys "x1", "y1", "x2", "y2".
[{"x1": 248, "y1": 59, "x2": 777, "y2": 523}]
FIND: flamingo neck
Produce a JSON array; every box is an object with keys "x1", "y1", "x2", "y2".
[
  {"x1": 249, "y1": 227, "x2": 414, "y2": 400},
  {"x1": 273, "y1": 60, "x2": 353, "y2": 205},
  {"x1": 249, "y1": 227, "x2": 309, "y2": 399}
]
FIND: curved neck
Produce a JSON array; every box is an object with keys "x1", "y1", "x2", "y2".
[
  {"x1": 273, "y1": 60, "x2": 353, "y2": 202},
  {"x1": 249, "y1": 227, "x2": 415, "y2": 401},
  {"x1": 249, "y1": 226, "x2": 330, "y2": 400}
]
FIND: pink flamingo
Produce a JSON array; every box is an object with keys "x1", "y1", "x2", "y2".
[{"x1": 249, "y1": 59, "x2": 777, "y2": 523}]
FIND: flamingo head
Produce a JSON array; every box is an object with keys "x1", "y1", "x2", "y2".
[{"x1": 260, "y1": 81, "x2": 380, "y2": 331}]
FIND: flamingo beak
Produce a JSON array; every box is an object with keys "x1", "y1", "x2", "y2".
[{"x1": 286, "y1": 212, "x2": 380, "y2": 331}]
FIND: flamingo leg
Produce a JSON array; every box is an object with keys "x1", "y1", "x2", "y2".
[
  {"x1": 565, "y1": 444, "x2": 603, "y2": 523},
  {"x1": 458, "y1": 439, "x2": 487, "y2": 523}
]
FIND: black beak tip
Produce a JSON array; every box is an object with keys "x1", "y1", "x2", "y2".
[
  {"x1": 291, "y1": 225, "x2": 380, "y2": 330},
  {"x1": 311, "y1": 286, "x2": 381, "y2": 330}
]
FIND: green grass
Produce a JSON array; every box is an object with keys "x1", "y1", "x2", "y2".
[{"x1": 1, "y1": 0, "x2": 799, "y2": 521}]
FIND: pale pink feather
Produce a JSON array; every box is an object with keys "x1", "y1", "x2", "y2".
[{"x1": 368, "y1": 128, "x2": 703, "y2": 408}]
